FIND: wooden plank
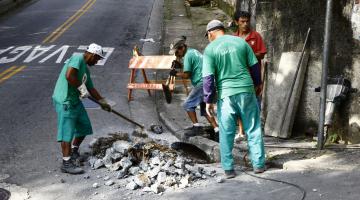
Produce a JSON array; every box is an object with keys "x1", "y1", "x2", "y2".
[
  {"x1": 129, "y1": 55, "x2": 176, "y2": 69},
  {"x1": 127, "y1": 83, "x2": 164, "y2": 90},
  {"x1": 127, "y1": 69, "x2": 136, "y2": 101}
]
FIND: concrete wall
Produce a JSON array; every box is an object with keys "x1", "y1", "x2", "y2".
[{"x1": 216, "y1": 0, "x2": 360, "y2": 143}]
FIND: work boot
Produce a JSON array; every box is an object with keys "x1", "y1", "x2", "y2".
[
  {"x1": 254, "y1": 167, "x2": 266, "y2": 174},
  {"x1": 70, "y1": 147, "x2": 80, "y2": 160},
  {"x1": 224, "y1": 170, "x2": 236, "y2": 179},
  {"x1": 61, "y1": 159, "x2": 84, "y2": 174},
  {"x1": 71, "y1": 147, "x2": 84, "y2": 166}
]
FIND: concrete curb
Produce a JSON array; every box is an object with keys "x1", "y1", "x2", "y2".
[{"x1": 0, "y1": 0, "x2": 32, "y2": 16}]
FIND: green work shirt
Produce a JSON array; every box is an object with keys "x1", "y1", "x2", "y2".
[
  {"x1": 52, "y1": 54, "x2": 94, "y2": 105},
  {"x1": 183, "y1": 48, "x2": 203, "y2": 87},
  {"x1": 202, "y1": 35, "x2": 258, "y2": 100}
]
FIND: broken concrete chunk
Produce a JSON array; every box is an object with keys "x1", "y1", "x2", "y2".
[
  {"x1": 105, "y1": 147, "x2": 115, "y2": 157},
  {"x1": 163, "y1": 159, "x2": 174, "y2": 170},
  {"x1": 89, "y1": 157, "x2": 97, "y2": 167},
  {"x1": 164, "y1": 176, "x2": 176, "y2": 187},
  {"x1": 103, "y1": 155, "x2": 113, "y2": 169},
  {"x1": 208, "y1": 170, "x2": 217, "y2": 177},
  {"x1": 110, "y1": 161, "x2": 122, "y2": 171},
  {"x1": 216, "y1": 177, "x2": 225, "y2": 183},
  {"x1": 175, "y1": 169, "x2": 185, "y2": 176},
  {"x1": 129, "y1": 167, "x2": 140, "y2": 175},
  {"x1": 139, "y1": 161, "x2": 149, "y2": 171},
  {"x1": 151, "y1": 157, "x2": 161, "y2": 166},
  {"x1": 197, "y1": 167, "x2": 204, "y2": 174},
  {"x1": 174, "y1": 157, "x2": 185, "y2": 169},
  {"x1": 93, "y1": 159, "x2": 104, "y2": 169},
  {"x1": 157, "y1": 172, "x2": 167, "y2": 183},
  {"x1": 88, "y1": 138, "x2": 98, "y2": 148},
  {"x1": 194, "y1": 172, "x2": 202, "y2": 178},
  {"x1": 150, "y1": 124, "x2": 163, "y2": 134},
  {"x1": 148, "y1": 166, "x2": 161, "y2": 178},
  {"x1": 103, "y1": 176, "x2": 110, "y2": 181},
  {"x1": 92, "y1": 183, "x2": 100, "y2": 188},
  {"x1": 120, "y1": 157, "x2": 133, "y2": 170},
  {"x1": 151, "y1": 150, "x2": 161, "y2": 158},
  {"x1": 111, "y1": 153, "x2": 123, "y2": 161},
  {"x1": 185, "y1": 164, "x2": 194, "y2": 171},
  {"x1": 117, "y1": 170, "x2": 126, "y2": 179},
  {"x1": 134, "y1": 174, "x2": 151, "y2": 187},
  {"x1": 105, "y1": 180, "x2": 114, "y2": 186},
  {"x1": 150, "y1": 183, "x2": 164, "y2": 194},
  {"x1": 180, "y1": 175, "x2": 190, "y2": 187},
  {"x1": 142, "y1": 186, "x2": 152, "y2": 192},
  {"x1": 126, "y1": 181, "x2": 138, "y2": 190},
  {"x1": 113, "y1": 141, "x2": 131, "y2": 155}
]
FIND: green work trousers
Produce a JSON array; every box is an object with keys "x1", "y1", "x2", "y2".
[{"x1": 217, "y1": 92, "x2": 265, "y2": 170}]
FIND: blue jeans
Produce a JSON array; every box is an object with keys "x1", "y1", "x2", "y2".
[
  {"x1": 217, "y1": 92, "x2": 265, "y2": 170},
  {"x1": 183, "y1": 83, "x2": 206, "y2": 116}
]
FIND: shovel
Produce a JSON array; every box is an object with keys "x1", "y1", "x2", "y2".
[
  {"x1": 88, "y1": 96, "x2": 144, "y2": 129},
  {"x1": 162, "y1": 60, "x2": 179, "y2": 104}
]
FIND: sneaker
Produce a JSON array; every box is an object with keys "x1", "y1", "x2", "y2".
[
  {"x1": 235, "y1": 133, "x2": 247, "y2": 143},
  {"x1": 184, "y1": 126, "x2": 202, "y2": 137},
  {"x1": 224, "y1": 170, "x2": 236, "y2": 179},
  {"x1": 61, "y1": 160, "x2": 84, "y2": 174},
  {"x1": 254, "y1": 167, "x2": 266, "y2": 174}
]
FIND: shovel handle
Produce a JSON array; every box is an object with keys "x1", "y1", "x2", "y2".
[{"x1": 88, "y1": 96, "x2": 144, "y2": 129}]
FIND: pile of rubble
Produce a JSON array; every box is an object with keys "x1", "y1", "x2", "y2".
[{"x1": 88, "y1": 135, "x2": 219, "y2": 194}]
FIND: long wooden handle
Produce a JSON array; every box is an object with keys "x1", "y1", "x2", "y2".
[{"x1": 88, "y1": 96, "x2": 144, "y2": 129}]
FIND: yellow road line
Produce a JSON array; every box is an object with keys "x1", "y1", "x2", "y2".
[
  {"x1": 42, "y1": 0, "x2": 93, "y2": 43},
  {"x1": 0, "y1": 66, "x2": 26, "y2": 84},
  {"x1": 42, "y1": 0, "x2": 96, "y2": 44},
  {"x1": 0, "y1": 66, "x2": 17, "y2": 79},
  {"x1": 49, "y1": 0, "x2": 97, "y2": 43}
]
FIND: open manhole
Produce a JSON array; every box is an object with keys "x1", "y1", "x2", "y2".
[
  {"x1": 0, "y1": 188, "x2": 10, "y2": 200},
  {"x1": 171, "y1": 142, "x2": 212, "y2": 164}
]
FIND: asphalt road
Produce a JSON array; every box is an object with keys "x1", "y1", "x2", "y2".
[{"x1": 0, "y1": 0, "x2": 162, "y2": 196}]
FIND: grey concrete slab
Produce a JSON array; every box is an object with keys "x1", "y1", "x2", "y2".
[{"x1": 264, "y1": 52, "x2": 309, "y2": 138}]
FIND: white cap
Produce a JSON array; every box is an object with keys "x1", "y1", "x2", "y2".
[
  {"x1": 205, "y1": 20, "x2": 225, "y2": 37},
  {"x1": 86, "y1": 43, "x2": 105, "y2": 59}
]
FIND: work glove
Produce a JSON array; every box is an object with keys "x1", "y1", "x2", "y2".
[
  {"x1": 99, "y1": 98, "x2": 112, "y2": 112},
  {"x1": 78, "y1": 74, "x2": 89, "y2": 98},
  {"x1": 171, "y1": 60, "x2": 182, "y2": 69},
  {"x1": 77, "y1": 84, "x2": 89, "y2": 98},
  {"x1": 169, "y1": 68, "x2": 177, "y2": 77}
]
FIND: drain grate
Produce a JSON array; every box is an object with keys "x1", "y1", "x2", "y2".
[{"x1": 0, "y1": 188, "x2": 10, "y2": 200}]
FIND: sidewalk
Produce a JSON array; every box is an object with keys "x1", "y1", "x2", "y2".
[{"x1": 156, "y1": 0, "x2": 360, "y2": 171}]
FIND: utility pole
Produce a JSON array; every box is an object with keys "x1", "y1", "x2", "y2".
[{"x1": 318, "y1": 0, "x2": 334, "y2": 149}]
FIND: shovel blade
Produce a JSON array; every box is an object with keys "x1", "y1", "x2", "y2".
[{"x1": 162, "y1": 83, "x2": 172, "y2": 104}]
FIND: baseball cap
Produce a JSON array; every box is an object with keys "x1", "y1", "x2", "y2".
[
  {"x1": 205, "y1": 20, "x2": 225, "y2": 37},
  {"x1": 86, "y1": 43, "x2": 105, "y2": 59},
  {"x1": 169, "y1": 36, "x2": 187, "y2": 55}
]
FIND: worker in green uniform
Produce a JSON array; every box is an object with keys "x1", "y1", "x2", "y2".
[
  {"x1": 169, "y1": 36, "x2": 219, "y2": 137},
  {"x1": 202, "y1": 20, "x2": 265, "y2": 178},
  {"x1": 52, "y1": 43, "x2": 111, "y2": 174}
]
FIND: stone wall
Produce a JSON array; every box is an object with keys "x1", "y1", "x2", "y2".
[{"x1": 216, "y1": 0, "x2": 360, "y2": 143}]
